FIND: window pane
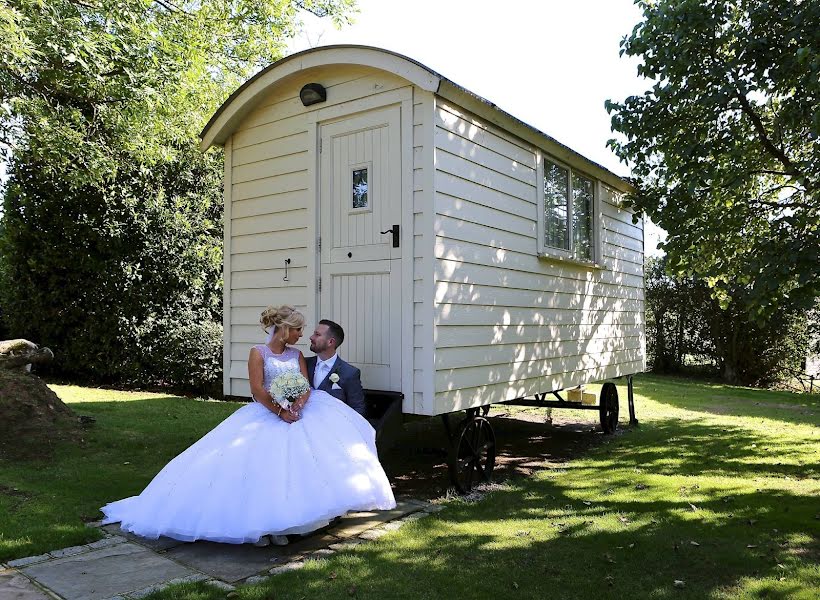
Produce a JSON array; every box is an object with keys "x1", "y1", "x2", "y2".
[
  {"x1": 572, "y1": 173, "x2": 593, "y2": 260},
  {"x1": 544, "y1": 162, "x2": 569, "y2": 250},
  {"x1": 352, "y1": 168, "x2": 368, "y2": 208}
]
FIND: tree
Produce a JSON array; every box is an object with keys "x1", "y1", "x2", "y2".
[
  {"x1": 645, "y1": 256, "x2": 715, "y2": 373},
  {"x1": 0, "y1": 0, "x2": 355, "y2": 185},
  {"x1": 607, "y1": 0, "x2": 819, "y2": 320},
  {"x1": 0, "y1": 0, "x2": 355, "y2": 389},
  {"x1": 645, "y1": 256, "x2": 816, "y2": 385}
]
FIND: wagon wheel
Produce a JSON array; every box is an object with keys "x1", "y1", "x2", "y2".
[
  {"x1": 448, "y1": 414, "x2": 496, "y2": 493},
  {"x1": 599, "y1": 382, "x2": 619, "y2": 434}
]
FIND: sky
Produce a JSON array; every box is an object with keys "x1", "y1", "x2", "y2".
[{"x1": 289, "y1": 0, "x2": 667, "y2": 253}]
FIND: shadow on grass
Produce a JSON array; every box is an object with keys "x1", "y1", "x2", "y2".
[
  {"x1": 243, "y1": 409, "x2": 820, "y2": 600},
  {"x1": 0, "y1": 395, "x2": 240, "y2": 562},
  {"x1": 599, "y1": 419, "x2": 818, "y2": 480},
  {"x1": 243, "y1": 479, "x2": 819, "y2": 600},
  {"x1": 636, "y1": 374, "x2": 819, "y2": 427}
]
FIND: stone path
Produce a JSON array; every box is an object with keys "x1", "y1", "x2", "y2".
[{"x1": 0, "y1": 498, "x2": 442, "y2": 600}]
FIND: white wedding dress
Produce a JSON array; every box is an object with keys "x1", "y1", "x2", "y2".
[{"x1": 101, "y1": 345, "x2": 396, "y2": 544}]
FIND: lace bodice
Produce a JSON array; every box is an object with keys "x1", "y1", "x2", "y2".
[{"x1": 254, "y1": 345, "x2": 301, "y2": 396}]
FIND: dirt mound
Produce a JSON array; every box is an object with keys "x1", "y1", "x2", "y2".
[{"x1": 0, "y1": 369, "x2": 81, "y2": 459}]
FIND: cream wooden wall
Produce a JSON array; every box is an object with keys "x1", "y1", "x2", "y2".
[
  {"x1": 429, "y1": 100, "x2": 644, "y2": 415},
  {"x1": 412, "y1": 89, "x2": 436, "y2": 415},
  {"x1": 224, "y1": 65, "x2": 415, "y2": 396}
]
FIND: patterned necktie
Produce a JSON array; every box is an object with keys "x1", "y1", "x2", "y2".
[{"x1": 314, "y1": 360, "x2": 328, "y2": 388}]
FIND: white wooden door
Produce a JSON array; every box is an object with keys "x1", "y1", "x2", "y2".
[{"x1": 319, "y1": 106, "x2": 402, "y2": 391}]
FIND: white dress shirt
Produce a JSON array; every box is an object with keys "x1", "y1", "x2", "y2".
[{"x1": 313, "y1": 353, "x2": 338, "y2": 388}]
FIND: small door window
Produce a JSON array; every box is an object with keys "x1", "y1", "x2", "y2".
[{"x1": 352, "y1": 167, "x2": 369, "y2": 209}]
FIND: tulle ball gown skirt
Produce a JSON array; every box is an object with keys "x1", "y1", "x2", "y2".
[{"x1": 101, "y1": 391, "x2": 396, "y2": 544}]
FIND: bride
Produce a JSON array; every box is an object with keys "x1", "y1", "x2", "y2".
[{"x1": 101, "y1": 305, "x2": 396, "y2": 545}]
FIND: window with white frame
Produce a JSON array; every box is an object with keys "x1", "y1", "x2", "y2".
[{"x1": 540, "y1": 157, "x2": 597, "y2": 263}]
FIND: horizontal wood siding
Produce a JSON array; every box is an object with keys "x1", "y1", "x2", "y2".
[
  {"x1": 431, "y1": 101, "x2": 644, "y2": 412},
  {"x1": 226, "y1": 65, "x2": 413, "y2": 396}
]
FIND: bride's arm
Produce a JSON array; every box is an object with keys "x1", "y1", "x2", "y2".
[
  {"x1": 290, "y1": 351, "x2": 312, "y2": 412},
  {"x1": 248, "y1": 348, "x2": 298, "y2": 422}
]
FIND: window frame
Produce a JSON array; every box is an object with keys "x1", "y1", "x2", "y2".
[{"x1": 536, "y1": 151, "x2": 602, "y2": 267}]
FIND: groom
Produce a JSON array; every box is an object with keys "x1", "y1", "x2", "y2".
[{"x1": 307, "y1": 319, "x2": 366, "y2": 416}]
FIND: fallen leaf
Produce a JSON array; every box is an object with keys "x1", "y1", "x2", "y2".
[
  {"x1": 512, "y1": 582, "x2": 519, "y2": 589},
  {"x1": 583, "y1": 501, "x2": 592, "y2": 506},
  {"x1": 747, "y1": 544, "x2": 758, "y2": 549},
  {"x1": 776, "y1": 564, "x2": 786, "y2": 570},
  {"x1": 329, "y1": 571, "x2": 338, "y2": 580},
  {"x1": 673, "y1": 580, "x2": 685, "y2": 588},
  {"x1": 635, "y1": 483, "x2": 648, "y2": 490},
  {"x1": 628, "y1": 543, "x2": 635, "y2": 549},
  {"x1": 689, "y1": 503, "x2": 700, "y2": 512},
  {"x1": 515, "y1": 530, "x2": 531, "y2": 537},
  {"x1": 690, "y1": 541, "x2": 700, "y2": 546}
]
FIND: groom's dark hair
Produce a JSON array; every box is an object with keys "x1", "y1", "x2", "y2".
[{"x1": 320, "y1": 319, "x2": 345, "y2": 347}]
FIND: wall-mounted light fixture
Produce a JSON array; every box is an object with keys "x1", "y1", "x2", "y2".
[{"x1": 299, "y1": 83, "x2": 326, "y2": 107}]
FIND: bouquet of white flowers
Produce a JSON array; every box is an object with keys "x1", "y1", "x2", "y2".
[{"x1": 269, "y1": 370, "x2": 310, "y2": 410}]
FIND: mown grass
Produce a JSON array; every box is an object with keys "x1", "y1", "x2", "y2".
[
  {"x1": 0, "y1": 386, "x2": 238, "y2": 561},
  {"x1": 144, "y1": 375, "x2": 819, "y2": 599},
  {"x1": 2, "y1": 375, "x2": 818, "y2": 599}
]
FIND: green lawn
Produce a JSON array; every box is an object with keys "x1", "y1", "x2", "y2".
[
  {"x1": 0, "y1": 386, "x2": 238, "y2": 560},
  {"x1": 1, "y1": 376, "x2": 818, "y2": 599}
]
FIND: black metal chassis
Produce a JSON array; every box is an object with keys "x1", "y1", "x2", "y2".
[{"x1": 365, "y1": 375, "x2": 639, "y2": 494}]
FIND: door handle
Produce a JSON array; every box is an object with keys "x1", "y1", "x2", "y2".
[{"x1": 380, "y1": 224, "x2": 400, "y2": 248}]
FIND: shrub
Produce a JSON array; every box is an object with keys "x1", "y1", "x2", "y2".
[
  {"x1": 646, "y1": 256, "x2": 815, "y2": 386},
  {"x1": 0, "y1": 142, "x2": 223, "y2": 394}
]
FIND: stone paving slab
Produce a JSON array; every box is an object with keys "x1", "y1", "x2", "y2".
[
  {"x1": 100, "y1": 526, "x2": 185, "y2": 553},
  {"x1": 20, "y1": 543, "x2": 198, "y2": 600},
  {"x1": 324, "y1": 500, "x2": 423, "y2": 538},
  {"x1": 11, "y1": 497, "x2": 439, "y2": 599},
  {"x1": 0, "y1": 568, "x2": 54, "y2": 600},
  {"x1": 162, "y1": 541, "x2": 293, "y2": 584},
  {"x1": 7, "y1": 555, "x2": 52, "y2": 569}
]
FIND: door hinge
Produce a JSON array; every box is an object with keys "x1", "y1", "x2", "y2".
[
  {"x1": 317, "y1": 276, "x2": 322, "y2": 292},
  {"x1": 317, "y1": 236, "x2": 322, "y2": 251},
  {"x1": 319, "y1": 138, "x2": 322, "y2": 154}
]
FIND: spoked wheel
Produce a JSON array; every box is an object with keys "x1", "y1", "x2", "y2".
[
  {"x1": 599, "y1": 382, "x2": 619, "y2": 434},
  {"x1": 448, "y1": 411, "x2": 496, "y2": 493}
]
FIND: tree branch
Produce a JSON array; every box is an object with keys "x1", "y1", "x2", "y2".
[{"x1": 734, "y1": 90, "x2": 800, "y2": 179}]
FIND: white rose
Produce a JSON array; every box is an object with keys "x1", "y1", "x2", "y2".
[{"x1": 329, "y1": 373, "x2": 340, "y2": 383}]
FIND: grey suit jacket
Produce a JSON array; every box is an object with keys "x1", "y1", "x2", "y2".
[{"x1": 306, "y1": 355, "x2": 366, "y2": 416}]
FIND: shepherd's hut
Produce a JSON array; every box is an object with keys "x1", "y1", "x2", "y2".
[{"x1": 201, "y1": 45, "x2": 645, "y2": 422}]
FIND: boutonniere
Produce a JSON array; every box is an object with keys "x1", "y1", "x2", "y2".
[{"x1": 329, "y1": 373, "x2": 340, "y2": 384}]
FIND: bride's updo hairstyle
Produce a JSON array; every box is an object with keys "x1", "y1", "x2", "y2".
[{"x1": 260, "y1": 305, "x2": 305, "y2": 339}]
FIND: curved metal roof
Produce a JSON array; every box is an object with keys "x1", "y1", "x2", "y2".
[{"x1": 200, "y1": 45, "x2": 632, "y2": 191}]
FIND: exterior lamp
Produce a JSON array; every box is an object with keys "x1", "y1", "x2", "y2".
[{"x1": 299, "y1": 83, "x2": 326, "y2": 106}]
